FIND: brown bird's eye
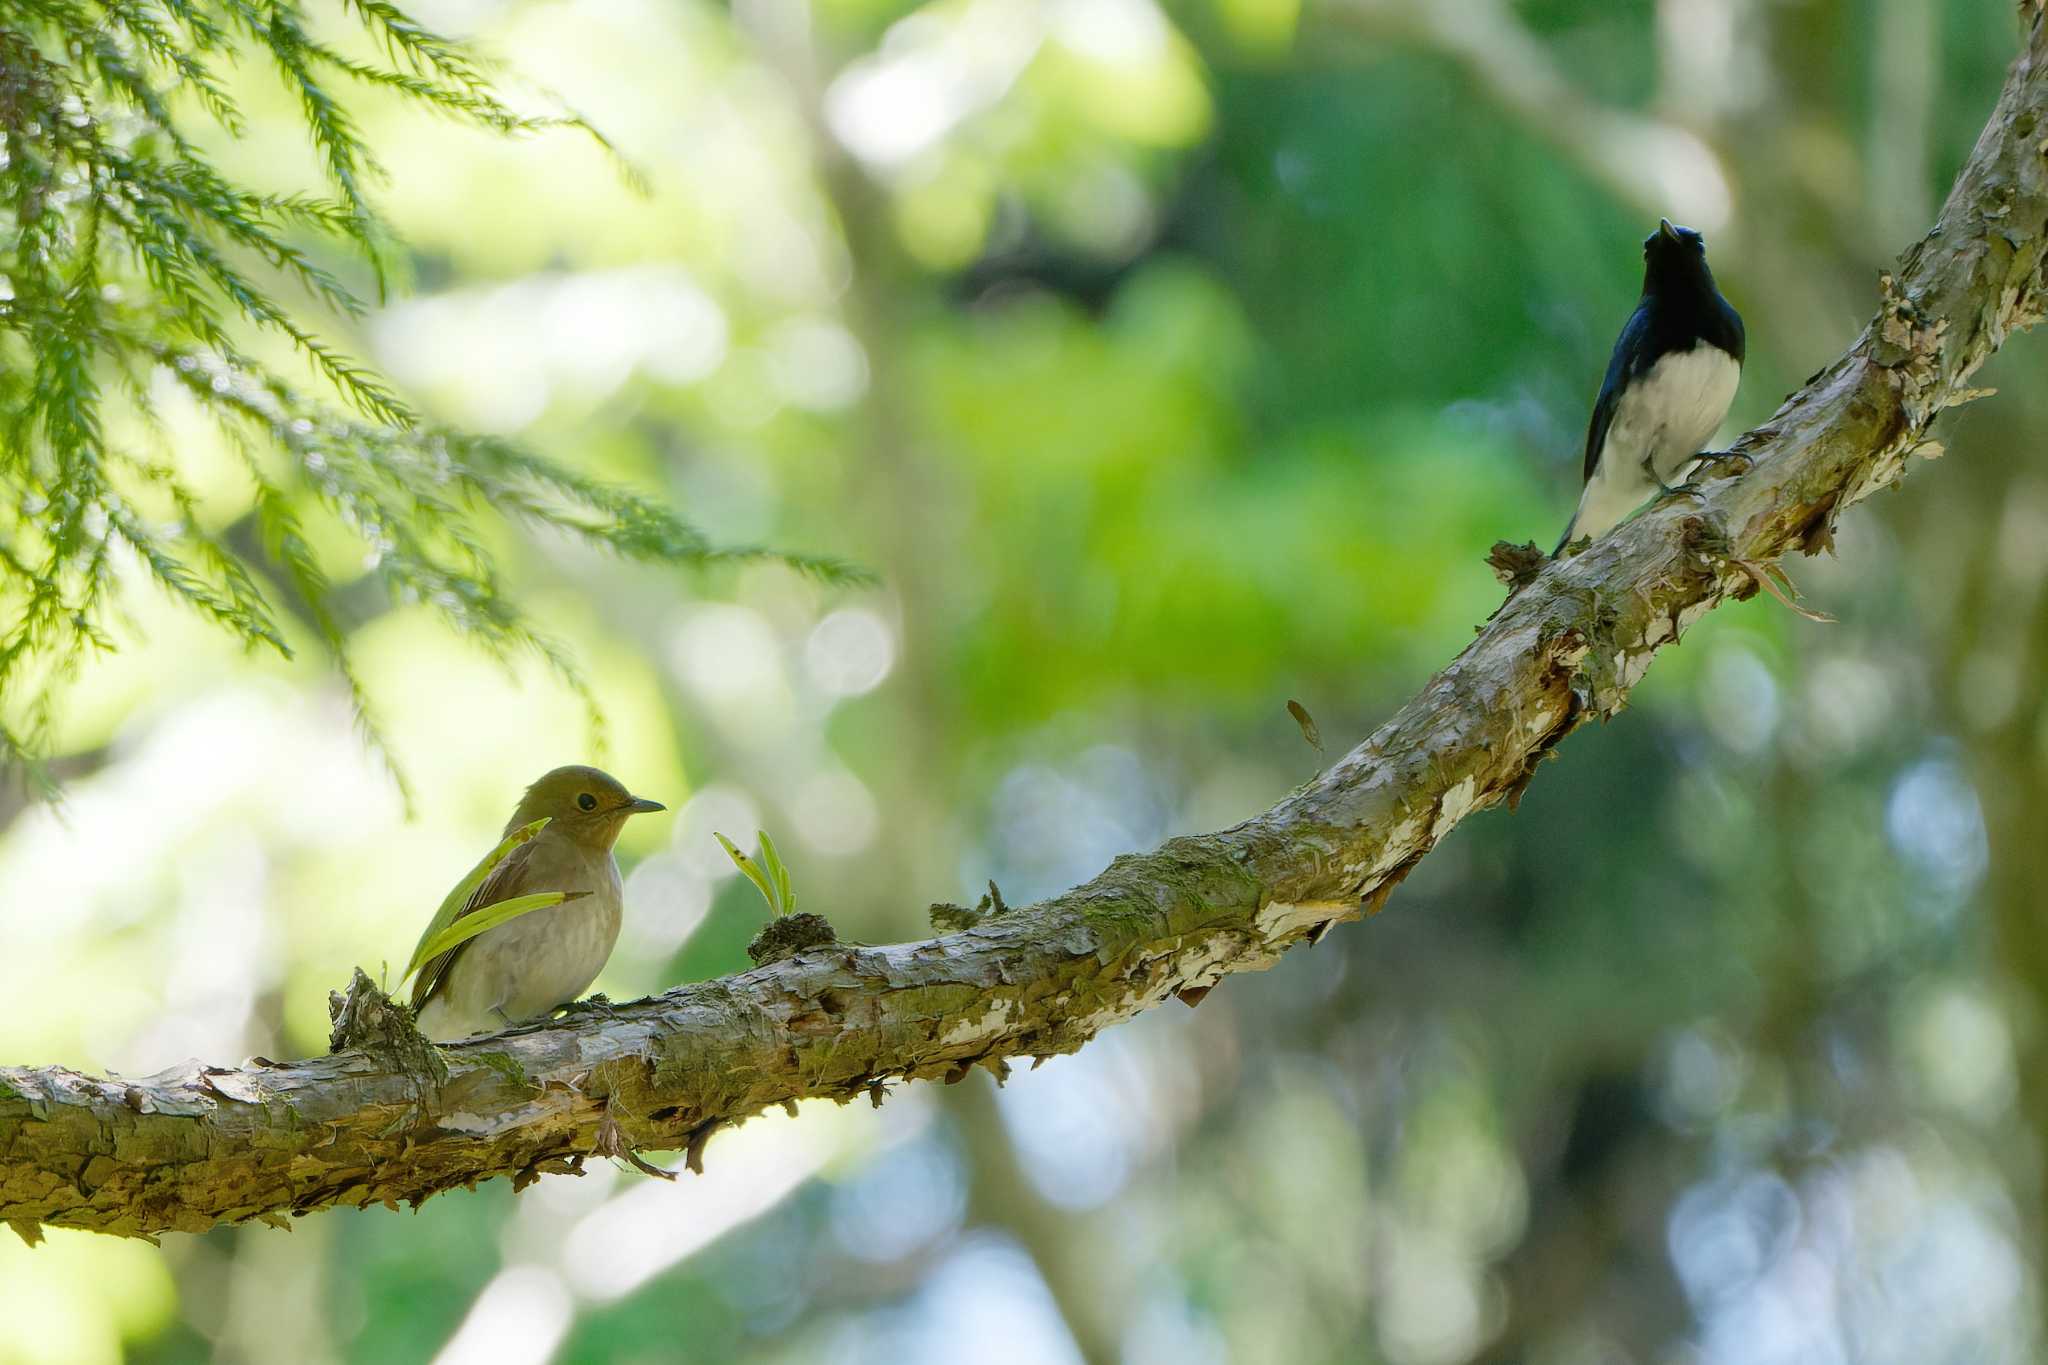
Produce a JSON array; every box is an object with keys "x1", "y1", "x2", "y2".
[{"x1": 577, "y1": 792, "x2": 597, "y2": 811}]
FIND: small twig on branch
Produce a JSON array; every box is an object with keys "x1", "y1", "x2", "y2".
[{"x1": 595, "y1": 1097, "x2": 677, "y2": 1182}]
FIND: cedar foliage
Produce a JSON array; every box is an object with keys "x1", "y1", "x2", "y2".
[{"x1": 0, "y1": 1, "x2": 857, "y2": 788}]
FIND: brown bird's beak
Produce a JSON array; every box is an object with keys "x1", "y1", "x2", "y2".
[
  {"x1": 623, "y1": 796, "x2": 666, "y2": 814},
  {"x1": 1657, "y1": 217, "x2": 1682, "y2": 242}
]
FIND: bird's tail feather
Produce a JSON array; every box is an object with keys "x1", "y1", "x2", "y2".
[{"x1": 1551, "y1": 504, "x2": 1585, "y2": 558}]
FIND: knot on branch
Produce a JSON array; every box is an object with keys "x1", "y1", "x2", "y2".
[
  {"x1": 1874, "y1": 272, "x2": 1948, "y2": 420},
  {"x1": 746, "y1": 912, "x2": 838, "y2": 965},
  {"x1": 328, "y1": 968, "x2": 446, "y2": 1085},
  {"x1": 928, "y1": 879, "x2": 1013, "y2": 932},
  {"x1": 1487, "y1": 539, "x2": 1549, "y2": 591}
]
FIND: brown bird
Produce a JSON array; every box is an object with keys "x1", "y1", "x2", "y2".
[{"x1": 410, "y1": 765, "x2": 664, "y2": 1040}]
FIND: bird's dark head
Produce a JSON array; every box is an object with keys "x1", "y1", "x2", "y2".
[
  {"x1": 507, "y1": 764, "x2": 665, "y2": 850},
  {"x1": 1642, "y1": 218, "x2": 1714, "y2": 290},
  {"x1": 1645, "y1": 217, "x2": 1704, "y2": 255}
]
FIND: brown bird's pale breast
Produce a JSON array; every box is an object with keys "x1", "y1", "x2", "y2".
[{"x1": 413, "y1": 832, "x2": 624, "y2": 1039}]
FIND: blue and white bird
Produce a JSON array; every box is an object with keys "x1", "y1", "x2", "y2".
[{"x1": 1556, "y1": 219, "x2": 1745, "y2": 554}]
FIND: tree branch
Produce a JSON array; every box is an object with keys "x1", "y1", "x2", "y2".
[{"x1": 7, "y1": 9, "x2": 2048, "y2": 1244}]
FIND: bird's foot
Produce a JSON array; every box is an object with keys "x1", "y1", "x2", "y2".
[
  {"x1": 1687, "y1": 449, "x2": 1754, "y2": 483},
  {"x1": 1636, "y1": 453, "x2": 1694, "y2": 502},
  {"x1": 556, "y1": 992, "x2": 618, "y2": 1022},
  {"x1": 1639, "y1": 455, "x2": 1696, "y2": 500}
]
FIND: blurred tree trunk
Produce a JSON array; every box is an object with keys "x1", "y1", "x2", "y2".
[
  {"x1": 830, "y1": 158, "x2": 1126, "y2": 1365},
  {"x1": 726, "y1": 10, "x2": 1128, "y2": 1353},
  {"x1": 1927, "y1": 395, "x2": 2048, "y2": 1278},
  {"x1": 1976, "y1": 612, "x2": 2048, "y2": 1274}
]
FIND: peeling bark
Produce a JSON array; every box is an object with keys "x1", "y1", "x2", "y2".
[{"x1": 6, "y1": 12, "x2": 2048, "y2": 1244}]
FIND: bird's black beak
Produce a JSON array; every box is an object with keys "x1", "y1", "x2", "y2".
[
  {"x1": 623, "y1": 796, "x2": 666, "y2": 814},
  {"x1": 1657, "y1": 217, "x2": 1681, "y2": 243}
]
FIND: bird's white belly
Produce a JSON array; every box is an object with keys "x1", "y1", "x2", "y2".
[
  {"x1": 1569, "y1": 345, "x2": 1739, "y2": 545},
  {"x1": 418, "y1": 859, "x2": 623, "y2": 1037},
  {"x1": 470, "y1": 890, "x2": 620, "y2": 1018}
]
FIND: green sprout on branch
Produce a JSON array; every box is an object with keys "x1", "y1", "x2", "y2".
[{"x1": 716, "y1": 829, "x2": 797, "y2": 918}]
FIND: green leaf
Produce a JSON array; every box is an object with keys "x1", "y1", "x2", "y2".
[
  {"x1": 404, "y1": 891, "x2": 588, "y2": 977},
  {"x1": 402, "y1": 817, "x2": 550, "y2": 981},
  {"x1": 759, "y1": 829, "x2": 796, "y2": 917},
  {"x1": 0, "y1": 3, "x2": 868, "y2": 780},
  {"x1": 716, "y1": 830, "x2": 782, "y2": 916}
]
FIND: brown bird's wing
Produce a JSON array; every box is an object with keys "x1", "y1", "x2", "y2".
[{"x1": 410, "y1": 836, "x2": 543, "y2": 1014}]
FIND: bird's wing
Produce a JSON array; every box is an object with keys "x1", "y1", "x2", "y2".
[
  {"x1": 1714, "y1": 294, "x2": 1746, "y2": 365},
  {"x1": 1583, "y1": 305, "x2": 1653, "y2": 484},
  {"x1": 409, "y1": 836, "x2": 543, "y2": 1013}
]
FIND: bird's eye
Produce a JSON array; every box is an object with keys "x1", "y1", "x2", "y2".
[{"x1": 577, "y1": 793, "x2": 597, "y2": 811}]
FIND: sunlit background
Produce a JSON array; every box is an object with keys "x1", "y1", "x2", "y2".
[{"x1": 3, "y1": 0, "x2": 2045, "y2": 1361}]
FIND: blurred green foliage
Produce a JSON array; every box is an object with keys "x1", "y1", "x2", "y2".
[
  {"x1": 2, "y1": 0, "x2": 2045, "y2": 1363},
  {"x1": 0, "y1": 0, "x2": 856, "y2": 792}
]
